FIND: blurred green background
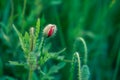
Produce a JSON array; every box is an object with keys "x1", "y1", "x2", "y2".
[{"x1": 0, "y1": 0, "x2": 120, "y2": 80}]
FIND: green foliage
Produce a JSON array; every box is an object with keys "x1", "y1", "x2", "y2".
[
  {"x1": 9, "y1": 61, "x2": 25, "y2": 66},
  {"x1": 12, "y1": 18, "x2": 66, "y2": 80},
  {"x1": 13, "y1": 24, "x2": 30, "y2": 57},
  {"x1": 0, "y1": 0, "x2": 120, "y2": 80},
  {"x1": 41, "y1": 62, "x2": 66, "y2": 80},
  {"x1": 71, "y1": 37, "x2": 90, "y2": 80},
  {"x1": 34, "y1": 18, "x2": 40, "y2": 48},
  {"x1": 74, "y1": 37, "x2": 88, "y2": 64},
  {"x1": 39, "y1": 48, "x2": 65, "y2": 66}
]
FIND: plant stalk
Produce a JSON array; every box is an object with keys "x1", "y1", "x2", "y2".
[
  {"x1": 38, "y1": 36, "x2": 45, "y2": 56},
  {"x1": 75, "y1": 52, "x2": 82, "y2": 80},
  {"x1": 28, "y1": 67, "x2": 33, "y2": 80},
  {"x1": 79, "y1": 37, "x2": 87, "y2": 65}
]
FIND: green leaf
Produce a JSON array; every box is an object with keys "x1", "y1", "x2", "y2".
[
  {"x1": 49, "y1": 48, "x2": 66, "y2": 56},
  {"x1": 47, "y1": 48, "x2": 66, "y2": 60},
  {"x1": 34, "y1": 18, "x2": 40, "y2": 50},
  {"x1": 41, "y1": 62, "x2": 65, "y2": 80},
  {"x1": 48, "y1": 62, "x2": 66, "y2": 74},
  {"x1": 55, "y1": 48, "x2": 66, "y2": 55},
  {"x1": 23, "y1": 32, "x2": 30, "y2": 56},
  {"x1": 9, "y1": 61, "x2": 25, "y2": 66},
  {"x1": 13, "y1": 24, "x2": 29, "y2": 56},
  {"x1": 24, "y1": 32, "x2": 30, "y2": 42},
  {"x1": 35, "y1": 18, "x2": 40, "y2": 39},
  {"x1": 13, "y1": 24, "x2": 26, "y2": 53}
]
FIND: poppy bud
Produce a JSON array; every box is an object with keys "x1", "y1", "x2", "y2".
[
  {"x1": 30, "y1": 27, "x2": 35, "y2": 36},
  {"x1": 43, "y1": 24, "x2": 57, "y2": 37}
]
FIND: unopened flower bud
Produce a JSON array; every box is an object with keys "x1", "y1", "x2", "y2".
[
  {"x1": 43, "y1": 24, "x2": 57, "y2": 37},
  {"x1": 30, "y1": 27, "x2": 35, "y2": 36},
  {"x1": 30, "y1": 27, "x2": 35, "y2": 51}
]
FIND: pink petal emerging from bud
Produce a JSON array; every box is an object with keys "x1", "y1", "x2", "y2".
[{"x1": 43, "y1": 24, "x2": 57, "y2": 37}]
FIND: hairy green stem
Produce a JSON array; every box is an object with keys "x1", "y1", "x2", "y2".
[
  {"x1": 28, "y1": 27, "x2": 35, "y2": 80},
  {"x1": 78, "y1": 37, "x2": 87, "y2": 64},
  {"x1": 70, "y1": 53, "x2": 76, "y2": 80},
  {"x1": 70, "y1": 52, "x2": 82, "y2": 80},
  {"x1": 75, "y1": 52, "x2": 82, "y2": 80},
  {"x1": 28, "y1": 68, "x2": 33, "y2": 80},
  {"x1": 38, "y1": 36, "x2": 45, "y2": 57}
]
